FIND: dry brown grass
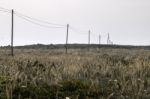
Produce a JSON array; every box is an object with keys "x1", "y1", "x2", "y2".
[{"x1": 0, "y1": 47, "x2": 150, "y2": 99}]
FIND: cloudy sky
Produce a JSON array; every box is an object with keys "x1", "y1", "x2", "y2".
[{"x1": 0, "y1": 0, "x2": 150, "y2": 46}]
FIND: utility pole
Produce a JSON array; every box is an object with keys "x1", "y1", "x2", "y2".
[
  {"x1": 88, "y1": 30, "x2": 90, "y2": 50},
  {"x1": 65, "y1": 24, "x2": 69, "y2": 54},
  {"x1": 88, "y1": 30, "x2": 90, "y2": 45},
  {"x1": 11, "y1": 9, "x2": 14, "y2": 56},
  {"x1": 99, "y1": 34, "x2": 101, "y2": 44},
  {"x1": 107, "y1": 33, "x2": 110, "y2": 45}
]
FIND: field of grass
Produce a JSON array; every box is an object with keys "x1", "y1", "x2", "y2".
[{"x1": 0, "y1": 45, "x2": 150, "y2": 99}]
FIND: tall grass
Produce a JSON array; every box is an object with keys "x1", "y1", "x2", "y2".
[{"x1": 0, "y1": 48, "x2": 150, "y2": 99}]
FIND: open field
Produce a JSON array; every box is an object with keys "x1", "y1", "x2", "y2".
[{"x1": 0, "y1": 44, "x2": 150, "y2": 99}]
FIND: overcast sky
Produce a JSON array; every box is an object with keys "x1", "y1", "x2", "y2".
[{"x1": 0, "y1": 0, "x2": 150, "y2": 46}]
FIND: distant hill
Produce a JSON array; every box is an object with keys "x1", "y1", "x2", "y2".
[{"x1": 1, "y1": 44, "x2": 150, "y2": 50}]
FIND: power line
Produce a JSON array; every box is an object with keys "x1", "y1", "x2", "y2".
[
  {"x1": 0, "y1": 7, "x2": 115, "y2": 46},
  {"x1": 90, "y1": 31, "x2": 98, "y2": 37},
  {"x1": 70, "y1": 26, "x2": 87, "y2": 35},
  {"x1": 0, "y1": 7, "x2": 66, "y2": 27},
  {"x1": 0, "y1": 9, "x2": 11, "y2": 13},
  {"x1": 70, "y1": 27, "x2": 100, "y2": 38},
  {"x1": 15, "y1": 14, "x2": 65, "y2": 29},
  {"x1": 0, "y1": 6, "x2": 11, "y2": 12},
  {"x1": 14, "y1": 11, "x2": 66, "y2": 27},
  {"x1": 0, "y1": 7, "x2": 11, "y2": 13},
  {"x1": 70, "y1": 28, "x2": 87, "y2": 36}
]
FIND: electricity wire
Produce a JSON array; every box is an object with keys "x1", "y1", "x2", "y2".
[
  {"x1": 15, "y1": 14, "x2": 66, "y2": 29},
  {"x1": 0, "y1": 6, "x2": 11, "y2": 12},
  {"x1": 0, "y1": 7, "x2": 11, "y2": 13},
  {"x1": 70, "y1": 26, "x2": 88, "y2": 35},
  {"x1": 14, "y1": 11, "x2": 66, "y2": 27},
  {"x1": 0, "y1": 10, "x2": 11, "y2": 13}
]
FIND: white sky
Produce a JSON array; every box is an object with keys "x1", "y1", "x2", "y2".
[{"x1": 0, "y1": 0, "x2": 150, "y2": 46}]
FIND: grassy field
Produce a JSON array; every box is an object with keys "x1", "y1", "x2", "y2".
[{"x1": 0, "y1": 44, "x2": 150, "y2": 99}]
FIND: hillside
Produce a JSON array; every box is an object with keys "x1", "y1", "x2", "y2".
[{"x1": 3, "y1": 44, "x2": 150, "y2": 50}]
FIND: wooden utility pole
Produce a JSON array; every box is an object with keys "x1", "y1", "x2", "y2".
[
  {"x1": 88, "y1": 30, "x2": 90, "y2": 50},
  {"x1": 99, "y1": 34, "x2": 101, "y2": 44},
  {"x1": 11, "y1": 9, "x2": 14, "y2": 56},
  {"x1": 107, "y1": 33, "x2": 110, "y2": 45},
  {"x1": 65, "y1": 24, "x2": 69, "y2": 54},
  {"x1": 88, "y1": 30, "x2": 90, "y2": 45}
]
